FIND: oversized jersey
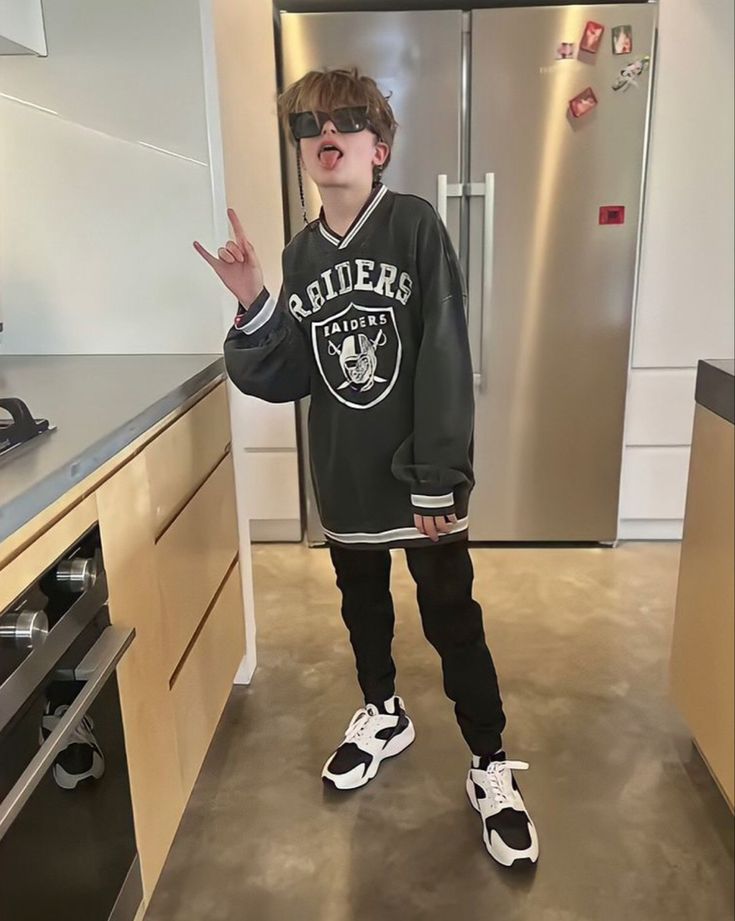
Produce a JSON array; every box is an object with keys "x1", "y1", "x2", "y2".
[{"x1": 224, "y1": 183, "x2": 476, "y2": 550}]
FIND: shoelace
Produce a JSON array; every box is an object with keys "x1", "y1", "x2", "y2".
[
  {"x1": 479, "y1": 759, "x2": 529, "y2": 808},
  {"x1": 48, "y1": 706, "x2": 97, "y2": 748},
  {"x1": 343, "y1": 703, "x2": 381, "y2": 744}
]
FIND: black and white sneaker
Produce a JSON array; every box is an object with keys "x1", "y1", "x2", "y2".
[
  {"x1": 40, "y1": 704, "x2": 105, "y2": 790},
  {"x1": 466, "y1": 751, "x2": 539, "y2": 868},
  {"x1": 322, "y1": 695, "x2": 415, "y2": 790}
]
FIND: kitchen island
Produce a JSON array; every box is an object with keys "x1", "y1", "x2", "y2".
[
  {"x1": 0, "y1": 354, "x2": 247, "y2": 917},
  {"x1": 670, "y1": 358, "x2": 734, "y2": 810}
]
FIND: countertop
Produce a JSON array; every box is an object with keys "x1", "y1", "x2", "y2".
[
  {"x1": 695, "y1": 359, "x2": 735, "y2": 425},
  {"x1": 0, "y1": 355, "x2": 225, "y2": 544}
]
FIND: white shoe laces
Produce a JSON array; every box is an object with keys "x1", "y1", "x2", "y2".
[
  {"x1": 51, "y1": 706, "x2": 98, "y2": 748},
  {"x1": 479, "y1": 759, "x2": 529, "y2": 808},
  {"x1": 344, "y1": 704, "x2": 381, "y2": 745}
]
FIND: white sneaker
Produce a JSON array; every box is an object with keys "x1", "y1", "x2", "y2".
[
  {"x1": 322, "y1": 695, "x2": 415, "y2": 790},
  {"x1": 40, "y1": 704, "x2": 105, "y2": 790},
  {"x1": 466, "y1": 751, "x2": 539, "y2": 868}
]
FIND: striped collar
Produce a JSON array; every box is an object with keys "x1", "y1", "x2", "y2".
[{"x1": 318, "y1": 183, "x2": 388, "y2": 250}]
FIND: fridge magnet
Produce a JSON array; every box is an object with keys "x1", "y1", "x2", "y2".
[
  {"x1": 612, "y1": 56, "x2": 651, "y2": 92},
  {"x1": 580, "y1": 21, "x2": 605, "y2": 54},
  {"x1": 599, "y1": 205, "x2": 625, "y2": 225},
  {"x1": 556, "y1": 42, "x2": 576, "y2": 60},
  {"x1": 569, "y1": 86, "x2": 598, "y2": 118},
  {"x1": 612, "y1": 25, "x2": 633, "y2": 55}
]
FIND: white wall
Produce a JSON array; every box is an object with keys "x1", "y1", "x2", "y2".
[
  {"x1": 619, "y1": 0, "x2": 734, "y2": 540},
  {"x1": 0, "y1": 0, "x2": 223, "y2": 354},
  {"x1": 210, "y1": 0, "x2": 302, "y2": 545}
]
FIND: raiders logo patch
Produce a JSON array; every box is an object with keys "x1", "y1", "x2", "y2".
[{"x1": 311, "y1": 303, "x2": 402, "y2": 409}]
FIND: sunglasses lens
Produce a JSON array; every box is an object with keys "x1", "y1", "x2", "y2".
[
  {"x1": 332, "y1": 106, "x2": 369, "y2": 133},
  {"x1": 290, "y1": 112, "x2": 320, "y2": 139}
]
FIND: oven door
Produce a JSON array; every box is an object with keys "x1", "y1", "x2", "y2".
[{"x1": 0, "y1": 625, "x2": 140, "y2": 921}]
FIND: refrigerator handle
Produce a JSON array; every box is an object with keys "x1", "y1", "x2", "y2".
[
  {"x1": 436, "y1": 173, "x2": 463, "y2": 227},
  {"x1": 476, "y1": 171, "x2": 495, "y2": 391},
  {"x1": 437, "y1": 174, "x2": 448, "y2": 224}
]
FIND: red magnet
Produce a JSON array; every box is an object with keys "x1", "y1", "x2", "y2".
[
  {"x1": 599, "y1": 206, "x2": 625, "y2": 225},
  {"x1": 580, "y1": 21, "x2": 605, "y2": 54},
  {"x1": 569, "y1": 87, "x2": 598, "y2": 118}
]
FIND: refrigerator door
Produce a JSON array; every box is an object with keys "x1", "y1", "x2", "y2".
[
  {"x1": 279, "y1": 10, "x2": 463, "y2": 544},
  {"x1": 467, "y1": 4, "x2": 656, "y2": 541}
]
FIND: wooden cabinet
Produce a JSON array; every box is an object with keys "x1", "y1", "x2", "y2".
[
  {"x1": 155, "y1": 453, "x2": 239, "y2": 676},
  {"x1": 0, "y1": 379, "x2": 247, "y2": 908},
  {"x1": 145, "y1": 383, "x2": 231, "y2": 535},
  {"x1": 670, "y1": 404, "x2": 734, "y2": 810},
  {"x1": 170, "y1": 561, "x2": 246, "y2": 797},
  {"x1": 96, "y1": 455, "x2": 186, "y2": 900}
]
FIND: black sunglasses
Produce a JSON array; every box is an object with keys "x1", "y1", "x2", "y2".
[{"x1": 289, "y1": 105, "x2": 373, "y2": 141}]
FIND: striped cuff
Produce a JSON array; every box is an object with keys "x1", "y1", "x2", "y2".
[
  {"x1": 411, "y1": 491, "x2": 456, "y2": 518},
  {"x1": 233, "y1": 288, "x2": 277, "y2": 335}
]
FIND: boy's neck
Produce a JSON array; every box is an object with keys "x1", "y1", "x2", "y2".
[{"x1": 319, "y1": 178, "x2": 377, "y2": 236}]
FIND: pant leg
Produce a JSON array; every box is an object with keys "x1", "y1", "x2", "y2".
[
  {"x1": 329, "y1": 545, "x2": 397, "y2": 706},
  {"x1": 405, "y1": 538, "x2": 506, "y2": 755}
]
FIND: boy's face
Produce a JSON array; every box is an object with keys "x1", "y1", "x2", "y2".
[{"x1": 299, "y1": 117, "x2": 389, "y2": 191}]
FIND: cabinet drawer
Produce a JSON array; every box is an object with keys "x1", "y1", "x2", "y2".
[
  {"x1": 146, "y1": 383, "x2": 231, "y2": 535},
  {"x1": 170, "y1": 562, "x2": 245, "y2": 796},
  {"x1": 625, "y1": 368, "x2": 697, "y2": 446},
  {"x1": 156, "y1": 453, "x2": 239, "y2": 673}
]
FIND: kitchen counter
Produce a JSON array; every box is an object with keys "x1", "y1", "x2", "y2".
[
  {"x1": 0, "y1": 355, "x2": 225, "y2": 544},
  {"x1": 695, "y1": 359, "x2": 734, "y2": 425},
  {"x1": 670, "y1": 356, "x2": 734, "y2": 810}
]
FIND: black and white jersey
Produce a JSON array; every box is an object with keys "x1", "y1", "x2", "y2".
[{"x1": 224, "y1": 183, "x2": 476, "y2": 550}]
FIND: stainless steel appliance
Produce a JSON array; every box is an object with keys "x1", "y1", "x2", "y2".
[
  {"x1": 0, "y1": 526, "x2": 140, "y2": 921},
  {"x1": 278, "y1": 3, "x2": 656, "y2": 543}
]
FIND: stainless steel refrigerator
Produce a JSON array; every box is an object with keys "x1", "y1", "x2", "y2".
[{"x1": 278, "y1": 3, "x2": 657, "y2": 544}]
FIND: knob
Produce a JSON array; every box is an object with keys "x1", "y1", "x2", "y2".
[
  {"x1": 0, "y1": 610, "x2": 49, "y2": 650},
  {"x1": 54, "y1": 557, "x2": 98, "y2": 593}
]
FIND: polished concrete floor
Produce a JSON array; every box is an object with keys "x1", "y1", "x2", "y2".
[{"x1": 146, "y1": 541, "x2": 734, "y2": 921}]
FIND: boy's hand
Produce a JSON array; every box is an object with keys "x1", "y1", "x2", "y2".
[
  {"x1": 193, "y1": 208, "x2": 264, "y2": 307},
  {"x1": 414, "y1": 513, "x2": 458, "y2": 543}
]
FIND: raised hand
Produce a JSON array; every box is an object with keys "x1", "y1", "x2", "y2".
[{"x1": 193, "y1": 208, "x2": 264, "y2": 307}]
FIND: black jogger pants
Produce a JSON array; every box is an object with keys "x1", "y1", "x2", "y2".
[{"x1": 328, "y1": 538, "x2": 506, "y2": 756}]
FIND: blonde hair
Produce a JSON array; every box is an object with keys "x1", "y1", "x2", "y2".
[{"x1": 277, "y1": 67, "x2": 398, "y2": 178}]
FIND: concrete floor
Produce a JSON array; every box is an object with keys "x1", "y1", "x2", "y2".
[{"x1": 146, "y1": 541, "x2": 734, "y2": 921}]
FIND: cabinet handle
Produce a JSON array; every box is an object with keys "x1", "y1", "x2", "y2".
[{"x1": 477, "y1": 171, "x2": 496, "y2": 391}]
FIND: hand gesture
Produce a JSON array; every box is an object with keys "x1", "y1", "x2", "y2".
[
  {"x1": 414, "y1": 513, "x2": 458, "y2": 542},
  {"x1": 193, "y1": 208, "x2": 264, "y2": 307}
]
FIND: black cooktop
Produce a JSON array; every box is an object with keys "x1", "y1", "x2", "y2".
[{"x1": 0, "y1": 398, "x2": 55, "y2": 463}]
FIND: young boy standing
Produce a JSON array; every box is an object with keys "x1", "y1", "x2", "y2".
[{"x1": 194, "y1": 68, "x2": 538, "y2": 869}]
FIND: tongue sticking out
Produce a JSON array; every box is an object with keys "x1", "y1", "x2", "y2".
[{"x1": 320, "y1": 149, "x2": 342, "y2": 170}]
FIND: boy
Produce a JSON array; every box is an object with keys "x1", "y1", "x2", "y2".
[{"x1": 194, "y1": 67, "x2": 538, "y2": 869}]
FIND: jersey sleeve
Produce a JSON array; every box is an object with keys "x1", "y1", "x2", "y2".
[
  {"x1": 224, "y1": 284, "x2": 311, "y2": 403},
  {"x1": 391, "y1": 206, "x2": 475, "y2": 518}
]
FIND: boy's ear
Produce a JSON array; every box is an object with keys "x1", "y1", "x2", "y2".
[{"x1": 373, "y1": 139, "x2": 390, "y2": 165}]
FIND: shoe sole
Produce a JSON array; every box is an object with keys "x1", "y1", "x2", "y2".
[
  {"x1": 53, "y1": 754, "x2": 105, "y2": 791},
  {"x1": 466, "y1": 776, "x2": 538, "y2": 869},
  {"x1": 323, "y1": 721, "x2": 416, "y2": 791}
]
